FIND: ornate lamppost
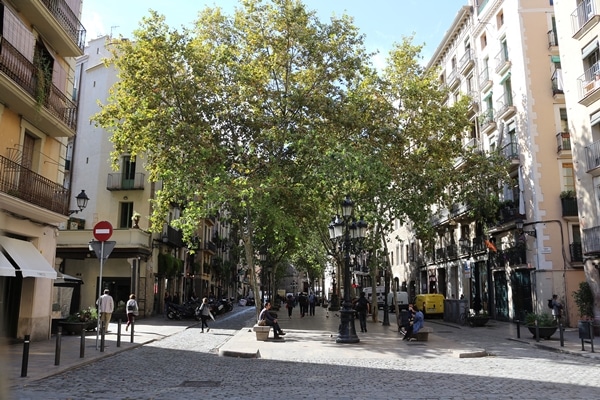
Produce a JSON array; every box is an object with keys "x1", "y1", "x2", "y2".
[{"x1": 328, "y1": 196, "x2": 367, "y2": 344}]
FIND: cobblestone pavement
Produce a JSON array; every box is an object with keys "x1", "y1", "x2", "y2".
[{"x1": 6, "y1": 306, "x2": 600, "y2": 400}]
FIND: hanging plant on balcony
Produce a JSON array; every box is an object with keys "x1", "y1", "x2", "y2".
[{"x1": 560, "y1": 190, "x2": 575, "y2": 199}]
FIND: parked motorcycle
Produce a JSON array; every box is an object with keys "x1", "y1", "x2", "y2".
[{"x1": 166, "y1": 300, "x2": 201, "y2": 320}]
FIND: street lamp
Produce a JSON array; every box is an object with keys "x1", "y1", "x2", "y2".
[
  {"x1": 328, "y1": 196, "x2": 367, "y2": 344},
  {"x1": 68, "y1": 190, "x2": 89, "y2": 215},
  {"x1": 515, "y1": 219, "x2": 536, "y2": 238}
]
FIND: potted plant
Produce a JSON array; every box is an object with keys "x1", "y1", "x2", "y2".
[
  {"x1": 524, "y1": 312, "x2": 557, "y2": 339},
  {"x1": 59, "y1": 306, "x2": 98, "y2": 335},
  {"x1": 131, "y1": 212, "x2": 141, "y2": 228},
  {"x1": 572, "y1": 281, "x2": 597, "y2": 336},
  {"x1": 560, "y1": 190, "x2": 575, "y2": 199}
]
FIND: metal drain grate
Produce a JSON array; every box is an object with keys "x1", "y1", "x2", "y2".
[{"x1": 179, "y1": 380, "x2": 222, "y2": 388}]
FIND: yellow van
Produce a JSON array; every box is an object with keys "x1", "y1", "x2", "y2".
[{"x1": 414, "y1": 294, "x2": 445, "y2": 317}]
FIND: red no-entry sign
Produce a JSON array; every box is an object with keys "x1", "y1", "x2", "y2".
[{"x1": 93, "y1": 221, "x2": 113, "y2": 242}]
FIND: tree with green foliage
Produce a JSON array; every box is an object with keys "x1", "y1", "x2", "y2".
[{"x1": 93, "y1": 0, "x2": 509, "y2": 322}]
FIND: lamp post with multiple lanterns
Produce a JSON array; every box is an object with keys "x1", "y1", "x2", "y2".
[{"x1": 328, "y1": 196, "x2": 367, "y2": 344}]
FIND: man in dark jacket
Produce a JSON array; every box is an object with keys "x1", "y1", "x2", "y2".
[
  {"x1": 259, "y1": 302, "x2": 286, "y2": 339},
  {"x1": 354, "y1": 291, "x2": 369, "y2": 333}
]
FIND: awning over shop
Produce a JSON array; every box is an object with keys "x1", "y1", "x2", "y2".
[
  {"x1": 0, "y1": 236, "x2": 57, "y2": 279},
  {"x1": 55, "y1": 272, "x2": 83, "y2": 284},
  {"x1": 0, "y1": 252, "x2": 16, "y2": 277}
]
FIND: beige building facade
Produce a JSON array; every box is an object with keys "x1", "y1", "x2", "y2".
[
  {"x1": 0, "y1": 0, "x2": 86, "y2": 340},
  {"x1": 387, "y1": 0, "x2": 585, "y2": 326}
]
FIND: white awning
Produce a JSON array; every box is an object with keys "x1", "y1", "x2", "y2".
[
  {"x1": 0, "y1": 252, "x2": 16, "y2": 277},
  {"x1": 0, "y1": 237, "x2": 57, "y2": 279}
]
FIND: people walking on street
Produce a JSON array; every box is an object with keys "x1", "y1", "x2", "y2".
[
  {"x1": 308, "y1": 292, "x2": 316, "y2": 316},
  {"x1": 164, "y1": 292, "x2": 172, "y2": 317},
  {"x1": 199, "y1": 297, "x2": 212, "y2": 333},
  {"x1": 125, "y1": 294, "x2": 139, "y2": 331},
  {"x1": 354, "y1": 291, "x2": 369, "y2": 333},
  {"x1": 259, "y1": 301, "x2": 286, "y2": 339},
  {"x1": 96, "y1": 289, "x2": 114, "y2": 333},
  {"x1": 286, "y1": 295, "x2": 295, "y2": 318},
  {"x1": 299, "y1": 292, "x2": 309, "y2": 317},
  {"x1": 551, "y1": 294, "x2": 564, "y2": 321}
]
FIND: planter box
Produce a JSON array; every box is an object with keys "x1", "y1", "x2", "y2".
[
  {"x1": 527, "y1": 325, "x2": 557, "y2": 339},
  {"x1": 468, "y1": 317, "x2": 489, "y2": 327},
  {"x1": 59, "y1": 322, "x2": 88, "y2": 335}
]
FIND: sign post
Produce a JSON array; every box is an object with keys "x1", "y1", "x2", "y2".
[{"x1": 93, "y1": 221, "x2": 113, "y2": 350}]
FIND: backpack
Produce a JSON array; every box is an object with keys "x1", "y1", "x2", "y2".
[{"x1": 547, "y1": 299, "x2": 554, "y2": 309}]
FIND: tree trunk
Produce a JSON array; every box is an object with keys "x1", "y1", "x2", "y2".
[{"x1": 583, "y1": 263, "x2": 600, "y2": 327}]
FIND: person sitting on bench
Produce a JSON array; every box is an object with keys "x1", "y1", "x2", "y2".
[
  {"x1": 403, "y1": 304, "x2": 424, "y2": 341},
  {"x1": 259, "y1": 302, "x2": 286, "y2": 339}
]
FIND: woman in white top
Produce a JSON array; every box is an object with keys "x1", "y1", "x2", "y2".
[{"x1": 125, "y1": 294, "x2": 139, "y2": 331}]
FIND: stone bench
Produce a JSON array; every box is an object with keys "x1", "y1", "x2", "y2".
[
  {"x1": 414, "y1": 326, "x2": 433, "y2": 341},
  {"x1": 253, "y1": 324, "x2": 272, "y2": 341}
]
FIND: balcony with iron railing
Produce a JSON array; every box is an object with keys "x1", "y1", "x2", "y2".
[
  {"x1": 578, "y1": 63, "x2": 600, "y2": 105},
  {"x1": 494, "y1": 48, "x2": 511, "y2": 75},
  {"x1": 435, "y1": 247, "x2": 446, "y2": 261},
  {"x1": 0, "y1": 154, "x2": 69, "y2": 214},
  {"x1": 585, "y1": 139, "x2": 600, "y2": 176},
  {"x1": 478, "y1": 108, "x2": 496, "y2": 134},
  {"x1": 106, "y1": 173, "x2": 145, "y2": 190},
  {"x1": 447, "y1": 68, "x2": 459, "y2": 89},
  {"x1": 496, "y1": 244, "x2": 527, "y2": 268},
  {"x1": 570, "y1": 242, "x2": 583, "y2": 263},
  {"x1": 551, "y1": 69, "x2": 564, "y2": 98},
  {"x1": 498, "y1": 202, "x2": 522, "y2": 225},
  {"x1": 583, "y1": 225, "x2": 600, "y2": 255},
  {"x1": 501, "y1": 141, "x2": 519, "y2": 162},
  {"x1": 459, "y1": 49, "x2": 475, "y2": 74},
  {"x1": 561, "y1": 196, "x2": 578, "y2": 217},
  {"x1": 446, "y1": 244, "x2": 458, "y2": 259},
  {"x1": 0, "y1": 36, "x2": 77, "y2": 136},
  {"x1": 479, "y1": 68, "x2": 492, "y2": 92},
  {"x1": 556, "y1": 131, "x2": 571, "y2": 154},
  {"x1": 202, "y1": 240, "x2": 218, "y2": 254},
  {"x1": 163, "y1": 225, "x2": 184, "y2": 248},
  {"x1": 571, "y1": 0, "x2": 600, "y2": 39},
  {"x1": 18, "y1": 0, "x2": 86, "y2": 55},
  {"x1": 547, "y1": 29, "x2": 558, "y2": 48},
  {"x1": 496, "y1": 92, "x2": 515, "y2": 120}
]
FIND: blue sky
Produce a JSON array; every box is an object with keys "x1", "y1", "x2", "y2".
[{"x1": 81, "y1": 0, "x2": 467, "y2": 66}]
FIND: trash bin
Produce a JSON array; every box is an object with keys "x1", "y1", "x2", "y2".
[{"x1": 578, "y1": 320, "x2": 594, "y2": 340}]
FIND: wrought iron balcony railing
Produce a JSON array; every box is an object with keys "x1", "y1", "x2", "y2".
[
  {"x1": 40, "y1": 0, "x2": 87, "y2": 51},
  {"x1": 570, "y1": 242, "x2": 583, "y2": 262},
  {"x1": 106, "y1": 173, "x2": 145, "y2": 190},
  {"x1": 0, "y1": 154, "x2": 69, "y2": 214},
  {"x1": 0, "y1": 36, "x2": 77, "y2": 130}
]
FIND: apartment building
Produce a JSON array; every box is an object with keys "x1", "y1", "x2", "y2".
[
  {"x1": 56, "y1": 36, "x2": 236, "y2": 322},
  {"x1": 0, "y1": 0, "x2": 86, "y2": 340},
  {"x1": 387, "y1": 0, "x2": 584, "y2": 326},
  {"x1": 554, "y1": 0, "x2": 600, "y2": 327}
]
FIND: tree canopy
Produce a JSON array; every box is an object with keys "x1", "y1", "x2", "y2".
[{"x1": 93, "y1": 0, "x2": 509, "y2": 297}]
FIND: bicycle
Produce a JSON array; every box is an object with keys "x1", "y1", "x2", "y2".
[{"x1": 458, "y1": 308, "x2": 472, "y2": 326}]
